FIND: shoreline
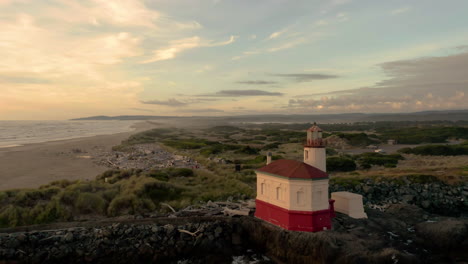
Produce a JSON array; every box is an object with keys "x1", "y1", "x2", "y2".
[{"x1": 0, "y1": 121, "x2": 159, "y2": 191}]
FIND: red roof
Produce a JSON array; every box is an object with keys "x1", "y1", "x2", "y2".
[{"x1": 257, "y1": 159, "x2": 328, "y2": 179}]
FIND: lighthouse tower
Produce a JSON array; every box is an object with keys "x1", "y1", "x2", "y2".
[
  {"x1": 254, "y1": 123, "x2": 335, "y2": 232},
  {"x1": 304, "y1": 123, "x2": 326, "y2": 172}
]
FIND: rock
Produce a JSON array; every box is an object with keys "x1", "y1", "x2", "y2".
[
  {"x1": 362, "y1": 185, "x2": 374, "y2": 194},
  {"x1": 214, "y1": 226, "x2": 223, "y2": 238},
  {"x1": 16, "y1": 233, "x2": 26, "y2": 242},
  {"x1": 421, "y1": 200, "x2": 431, "y2": 209},
  {"x1": 401, "y1": 195, "x2": 414, "y2": 203},
  {"x1": 165, "y1": 224, "x2": 175, "y2": 235},
  {"x1": 62, "y1": 232, "x2": 74, "y2": 243},
  {"x1": 416, "y1": 219, "x2": 468, "y2": 250}
]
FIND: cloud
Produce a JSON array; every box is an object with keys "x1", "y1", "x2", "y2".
[
  {"x1": 142, "y1": 35, "x2": 236, "y2": 63},
  {"x1": 391, "y1": 7, "x2": 411, "y2": 15},
  {"x1": 268, "y1": 29, "x2": 288, "y2": 40},
  {"x1": 199, "y1": 90, "x2": 284, "y2": 97},
  {"x1": 141, "y1": 98, "x2": 188, "y2": 107},
  {"x1": 336, "y1": 12, "x2": 349, "y2": 22},
  {"x1": 236, "y1": 80, "x2": 278, "y2": 85},
  {"x1": 272, "y1": 73, "x2": 339, "y2": 82},
  {"x1": 315, "y1": 20, "x2": 328, "y2": 26},
  {"x1": 288, "y1": 50, "x2": 468, "y2": 112},
  {"x1": 268, "y1": 38, "x2": 306, "y2": 52},
  {"x1": 179, "y1": 108, "x2": 224, "y2": 113},
  {"x1": 129, "y1": 108, "x2": 155, "y2": 112},
  {"x1": 0, "y1": 74, "x2": 50, "y2": 84}
]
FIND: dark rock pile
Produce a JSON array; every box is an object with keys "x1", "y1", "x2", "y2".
[
  {"x1": 0, "y1": 207, "x2": 467, "y2": 264},
  {"x1": 0, "y1": 219, "x2": 253, "y2": 264},
  {"x1": 330, "y1": 177, "x2": 468, "y2": 216}
]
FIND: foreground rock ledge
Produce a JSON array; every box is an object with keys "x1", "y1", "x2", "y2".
[{"x1": 0, "y1": 207, "x2": 467, "y2": 264}]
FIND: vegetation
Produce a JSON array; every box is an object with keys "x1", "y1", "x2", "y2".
[
  {"x1": 113, "y1": 128, "x2": 174, "y2": 151},
  {"x1": 377, "y1": 127, "x2": 468, "y2": 144},
  {"x1": 399, "y1": 142, "x2": 468, "y2": 156},
  {"x1": 326, "y1": 157, "x2": 357, "y2": 172},
  {"x1": 355, "y1": 153, "x2": 405, "y2": 169},
  {"x1": 0, "y1": 168, "x2": 254, "y2": 228},
  {"x1": 335, "y1": 132, "x2": 380, "y2": 147}
]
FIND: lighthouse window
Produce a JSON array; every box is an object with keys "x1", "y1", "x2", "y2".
[
  {"x1": 276, "y1": 187, "x2": 282, "y2": 200},
  {"x1": 305, "y1": 150, "x2": 308, "y2": 159}
]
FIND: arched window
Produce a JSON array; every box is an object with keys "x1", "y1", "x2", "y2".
[
  {"x1": 276, "y1": 187, "x2": 282, "y2": 200},
  {"x1": 297, "y1": 191, "x2": 304, "y2": 205},
  {"x1": 261, "y1": 183, "x2": 266, "y2": 195},
  {"x1": 305, "y1": 150, "x2": 309, "y2": 159}
]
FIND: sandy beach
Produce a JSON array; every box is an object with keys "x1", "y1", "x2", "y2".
[{"x1": 0, "y1": 121, "x2": 158, "y2": 190}]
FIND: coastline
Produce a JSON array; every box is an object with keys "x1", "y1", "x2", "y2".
[{"x1": 0, "y1": 121, "x2": 159, "y2": 191}]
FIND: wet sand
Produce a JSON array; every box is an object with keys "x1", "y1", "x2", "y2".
[{"x1": 0, "y1": 121, "x2": 158, "y2": 190}]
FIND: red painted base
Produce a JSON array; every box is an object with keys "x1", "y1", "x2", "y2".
[{"x1": 255, "y1": 199, "x2": 335, "y2": 232}]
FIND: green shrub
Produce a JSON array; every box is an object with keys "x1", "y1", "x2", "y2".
[
  {"x1": 107, "y1": 194, "x2": 139, "y2": 216},
  {"x1": 140, "y1": 181, "x2": 182, "y2": 201},
  {"x1": 235, "y1": 146, "x2": 259, "y2": 155},
  {"x1": 326, "y1": 148, "x2": 338, "y2": 156},
  {"x1": 34, "y1": 199, "x2": 72, "y2": 224},
  {"x1": 0, "y1": 205, "x2": 27, "y2": 227},
  {"x1": 75, "y1": 193, "x2": 106, "y2": 214},
  {"x1": 336, "y1": 133, "x2": 380, "y2": 147},
  {"x1": 0, "y1": 191, "x2": 7, "y2": 203},
  {"x1": 326, "y1": 157, "x2": 357, "y2": 172},
  {"x1": 13, "y1": 188, "x2": 60, "y2": 206},
  {"x1": 262, "y1": 142, "x2": 282, "y2": 150},
  {"x1": 398, "y1": 144, "x2": 468, "y2": 156},
  {"x1": 148, "y1": 171, "x2": 169, "y2": 181},
  {"x1": 356, "y1": 152, "x2": 404, "y2": 168}
]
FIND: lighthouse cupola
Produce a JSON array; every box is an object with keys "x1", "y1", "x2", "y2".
[
  {"x1": 304, "y1": 122, "x2": 327, "y2": 172},
  {"x1": 306, "y1": 122, "x2": 325, "y2": 148}
]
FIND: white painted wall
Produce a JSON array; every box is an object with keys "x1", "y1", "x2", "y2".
[
  {"x1": 256, "y1": 172, "x2": 329, "y2": 211},
  {"x1": 304, "y1": 147, "x2": 326, "y2": 172},
  {"x1": 331, "y1": 192, "x2": 367, "y2": 219}
]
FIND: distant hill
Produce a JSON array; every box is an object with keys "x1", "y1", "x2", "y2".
[
  {"x1": 71, "y1": 109, "x2": 468, "y2": 123},
  {"x1": 71, "y1": 115, "x2": 177, "y2": 121}
]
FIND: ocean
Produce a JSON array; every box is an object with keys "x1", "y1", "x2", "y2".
[{"x1": 0, "y1": 120, "x2": 138, "y2": 148}]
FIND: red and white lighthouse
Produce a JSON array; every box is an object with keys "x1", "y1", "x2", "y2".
[{"x1": 254, "y1": 123, "x2": 335, "y2": 232}]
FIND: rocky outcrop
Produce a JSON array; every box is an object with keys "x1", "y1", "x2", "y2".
[
  {"x1": 1, "y1": 209, "x2": 467, "y2": 264},
  {"x1": 330, "y1": 177, "x2": 468, "y2": 216},
  {"x1": 0, "y1": 218, "x2": 242, "y2": 264}
]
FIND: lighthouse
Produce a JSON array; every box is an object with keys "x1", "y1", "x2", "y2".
[
  {"x1": 304, "y1": 122, "x2": 326, "y2": 172},
  {"x1": 254, "y1": 123, "x2": 335, "y2": 232}
]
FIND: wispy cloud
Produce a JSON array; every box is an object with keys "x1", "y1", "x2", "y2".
[
  {"x1": 141, "y1": 98, "x2": 188, "y2": 107},
  {"x1": 272, "y1": 73, "x2": 339, "y2": 82},
  {"x1": 142, "y1": 35, "x2": 236, "y2": 63},
  {"x1": 391, "y1": 7, "x2": 411, "y2": 15},
  {"x1": 199, "y1": 90, "x2": 284, "y2": 97},
  {"x1": 178, "y1": 108, "x2": 224, "y2": 113},
  {"x1": 129, "y1": 107, "x2": 155, "y2": 112},
  {"x1": 268, "y1": 38, "x2": 306, "y2": 52},
  {"x1": 288, "y1": 50, "x2": 468, "y2": 112},
  {"x1": 268, "y1": 28, "x2": 288, "y2": 40},
  {"x1": 236, "y1": 80, "x2": 278, "y2": 85}
]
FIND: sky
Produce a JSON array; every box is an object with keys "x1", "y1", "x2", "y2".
[{"x1": 1, "y1": 0, "x2": 468, "y2": 120}]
